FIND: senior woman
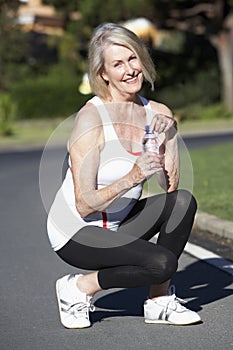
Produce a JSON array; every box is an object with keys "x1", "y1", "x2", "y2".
[{"x1": 47, "y1": 23, "x2": 201, "y2": 329}]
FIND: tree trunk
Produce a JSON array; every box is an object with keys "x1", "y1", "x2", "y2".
[
  {"x1": 216, "y1": 33, "x2": 233, "y2": 111},
  {"x1": 210, "y1": 12, "x2": 233, "y2": 112}
]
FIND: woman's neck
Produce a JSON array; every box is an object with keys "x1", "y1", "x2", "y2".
[{"x1": 103, "y1": 90, "x2": 141, "y2": 104}]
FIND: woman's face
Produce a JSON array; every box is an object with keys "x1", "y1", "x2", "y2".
[{"x1": 101, "y1": 44, "x2": 143, "y2": 100}]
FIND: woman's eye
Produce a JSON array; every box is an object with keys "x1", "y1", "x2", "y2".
[{"x1": 114, "y1": 62, "x2": 121, "y2": 67}]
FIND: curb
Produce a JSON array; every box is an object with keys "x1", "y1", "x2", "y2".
[{"x1": 194, "y1": 211, "x2": 233, "y2": 241}]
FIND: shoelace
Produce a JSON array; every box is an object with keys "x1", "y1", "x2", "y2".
[
  {"x1": 161, "y1": 285, "x2": 187, "y2": 316},
  {"x1": 69, "y1": 300, "x2": 95, "y2": 319},
  {"x1": 163, "y1": 294, "x2": 187, "y2": 316}
]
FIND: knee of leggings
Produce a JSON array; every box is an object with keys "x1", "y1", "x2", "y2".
[
  {"x1": 173, "y1": 189, "x2": 197, "y2": 216},
  {"x1": 148, "y1": 249, "x2": 178, "y2": 285}
]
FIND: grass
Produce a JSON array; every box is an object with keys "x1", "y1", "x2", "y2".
[
  {"x1": 189, "y1": 141, "x2": 233, "y2": 221},
  {"x1": 145, "y1": 140, "x2": 233, "y2": 222},
  {"x1": 0, "y1": 118, "x2": 71, "y2": 149},
  {"x1": 178, "y1": 118, "x2": 233, "y2": 135}
]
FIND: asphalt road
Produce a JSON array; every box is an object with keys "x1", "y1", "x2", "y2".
[
  {"x1": 0, "y1": 133, "x2": 233, "y2": 350},
  {"x1": 181, "y1": 130, "x2": 233, "y2": 149}
]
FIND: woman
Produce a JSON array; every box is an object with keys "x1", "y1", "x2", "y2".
[{"x1": 47, "y1": 23, "x2": 201, "y2": 329}]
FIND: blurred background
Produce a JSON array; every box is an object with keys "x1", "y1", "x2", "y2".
[{"x1": 0, "y1": 0, "x2": 233, "y2": 136}]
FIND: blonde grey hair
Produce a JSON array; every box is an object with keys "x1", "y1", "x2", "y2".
[{"x1": 88, "y1": 23, "x2": 156, "y2": 99}]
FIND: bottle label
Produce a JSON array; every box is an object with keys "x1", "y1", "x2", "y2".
[
  {"x1": 143, "y1": 136, "x2": 159, "y2": 154},
  {"x1": 144, "y1": 139, "x2": 159, "y2": 153},
  {"x1": 142, "y1": 126, "x2": 159, "y2": 154}
]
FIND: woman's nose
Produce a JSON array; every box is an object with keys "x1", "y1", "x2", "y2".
[{"x1": 125, "y1": 62, "x2": 134, "y2": 75}]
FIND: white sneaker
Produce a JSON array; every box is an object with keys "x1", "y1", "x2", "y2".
[
  {"x1": 144, "y1": 286, "x2": 201, "y2": 326},
  {"x1": 56, "y1": 274, "x2": 95, "y2": 329}
]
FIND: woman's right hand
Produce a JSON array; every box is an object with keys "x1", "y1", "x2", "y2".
[{"x1": 129, "y1": 152, "x2": 165, "y2": 185}]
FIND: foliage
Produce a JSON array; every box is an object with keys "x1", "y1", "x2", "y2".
[
  {"x1": 48, "y1": 0, "x2": 231, "y2": 110},
  {"x1": 2, "y1": 0, "x2": 231, "y2": 119},
  {"x1": 0, "y1": 0, "x2": 19, "y2": 11},
  {"x1": 149, "y1": 0, "x2": 233, "y2": 111},
  {"x1": 43, "y1": 0, "x2": 78, "y2": 13},
  {"x1": 0, "y1": 94, "x2": 16, "y2": 135},
  {"x1": 155, "y1": 67, "x2": 220, "y2": 111},
  {"x1": 175, "y1": 103, "x2": 233, "y2": 122},
  {"x1": 10, "y1": 65, "x2": 90, "y2": 119},
  {"x1": 51, "y1": 0, "x2": 157, "y2": 73},
  {"x1": 49, "y1": 29, "x2": 86, "y2": 74},
  {"x1": 25, "y1": 0, "x2": 159, "y2": 82},
  {"x1": 78, "y1": 0, "x2": 154, "y2": 25},
  {"x1": 0, "y1": 1, "x2": 30, "y2": 90}
]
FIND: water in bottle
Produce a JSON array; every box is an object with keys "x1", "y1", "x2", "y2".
[{"x1": 142, "y1": 125, "x2": 159, "y2": 154}]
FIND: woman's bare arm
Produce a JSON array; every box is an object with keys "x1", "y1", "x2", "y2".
[
  {"x1": 150, "y1": 101, "x2": 180, "y2": 192},
  {"x1": 69, "y1": 107, "x2": 156, "y2": 218}
]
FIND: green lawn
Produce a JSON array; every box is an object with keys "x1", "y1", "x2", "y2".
[
  {"x1": 144, "y1": 140, "x2": 233, "y2": 222},
  {"x1": 189, "y1": 141, "x2": 233, "y2": 221},
  {"x1": 0, "y1": 118, "x2": 69, "y2": 149}
]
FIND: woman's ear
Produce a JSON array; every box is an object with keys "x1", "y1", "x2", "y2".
[{"x1": 101, "y1": 71, "x2": 109, "y2": 83}]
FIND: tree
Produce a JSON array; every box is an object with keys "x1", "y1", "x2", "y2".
[
  {"x1": 43, "y1": 0, "x2": 78, "y2": 12},
  {"x1": 0, "y1": 0, "x2": 29, "y2": 90},
  {"x1": 43, "y1": 0, "x2": 233, "y2": 110},
  {"x1": 43, "y1": 0, "x2": 79, "y2": 27},
  {"x1": 151, "y1": 0, "x2": 233, "y2": 111},
  {"x1": 45, "y1": 0, "x2": 155, "y2": 74}
]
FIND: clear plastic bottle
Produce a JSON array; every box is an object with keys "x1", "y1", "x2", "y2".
[{"x1": 142, "y1": 125, "x2": 159, "y2": 154}]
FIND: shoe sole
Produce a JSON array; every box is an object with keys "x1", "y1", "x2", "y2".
[
  {"x1": 145, "y1": 319, "x2": 202, "y2": 326},
  {"x1": 55, "y1": 279, "x2": 91, "y2": 329}
]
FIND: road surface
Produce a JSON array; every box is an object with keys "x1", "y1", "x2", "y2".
[{"x1": 0, "y1": 134, "x2": 232, "y2": 350}]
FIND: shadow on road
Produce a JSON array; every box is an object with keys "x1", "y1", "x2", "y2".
[
  {"x1": 91, "y1": 259, "x2": 233, "y2": 324},
  {"x1": 173, "y1": 258, "x2": 233, "y2": 311}
]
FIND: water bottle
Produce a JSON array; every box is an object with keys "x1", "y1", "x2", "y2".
[{"x1": 142, "y1": 125, "x2": 159, "y2": 154}]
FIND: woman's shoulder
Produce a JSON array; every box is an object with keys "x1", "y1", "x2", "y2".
[
  {"x1": 69, "y1": 98, "x2": 104, "y2": 145},
  {"x1": 148, "y1": 99, "x2": 173, "y2": 118},
  {"x1": 74, "y1": 98, "x2": 103, "y2": 128}
]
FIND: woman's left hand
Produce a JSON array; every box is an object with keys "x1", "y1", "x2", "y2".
[{"x1": 150, "y1": 113, "x2": 177, "y2": 135}]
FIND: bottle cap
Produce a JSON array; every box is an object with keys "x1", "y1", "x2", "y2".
[{"x1": 145, "y1": 125, "x2": 150, "y2": 133}]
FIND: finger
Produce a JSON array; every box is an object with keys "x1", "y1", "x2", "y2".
[
  {"x1": 151, "y1": 113, "x2": 176, "y2": 134},
  {"x1": 147, "y1": 160, "x2": 163, "y2": 172},
  {"x1": 159, "y1": 121, "x2": 167, "y2": 133},
  {"x1": 151, "y1": 114, "x2": 168, "y2": 133}
]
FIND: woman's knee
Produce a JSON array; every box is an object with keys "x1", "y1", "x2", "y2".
[
  {"x1": 160, "y1": 250, "x2": 178, "y2": 282},
  {"x1": 179, "y1": 189, "x2": 197, "y2": 212},
  {"x1": 147, "y1": 248, "x2": 178, "y2": 284},
  {"x1": 168, "y1": 189, "x2": 197, "y2": 216}
]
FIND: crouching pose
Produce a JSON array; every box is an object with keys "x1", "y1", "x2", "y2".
[{"x1": 47, "y1": 23, "x2": 201, "y2": 329}]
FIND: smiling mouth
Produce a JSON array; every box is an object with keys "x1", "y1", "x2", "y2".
[{"x1": 124, "y1": 76, "x2": 139, "y2": 83}]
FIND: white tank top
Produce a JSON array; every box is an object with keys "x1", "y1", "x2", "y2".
[{"x1": 47, "y1": 95, "x2": 153, "y2": 251}]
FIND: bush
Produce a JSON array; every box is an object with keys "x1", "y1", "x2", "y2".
[
  {"x1": 174, "y1": 103, "x2": 233, "y2": 122},
  {"x1": 10, "y1": 66, "x2": 91, "y2": 119},
  {"x1": 0, "y1": 94, "x2": 16, "y2": 135},
  {"x1": 155, "y1": 68, "x2": 220, "y2": 110}
]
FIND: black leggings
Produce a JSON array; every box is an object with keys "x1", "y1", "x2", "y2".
[{"x1": 56, "y1": 189, "x2": 197, "y2": 289}]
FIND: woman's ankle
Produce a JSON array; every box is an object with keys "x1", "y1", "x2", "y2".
[{"x1": 76, "y1": 273, "x2": 101, "y2": 297}]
